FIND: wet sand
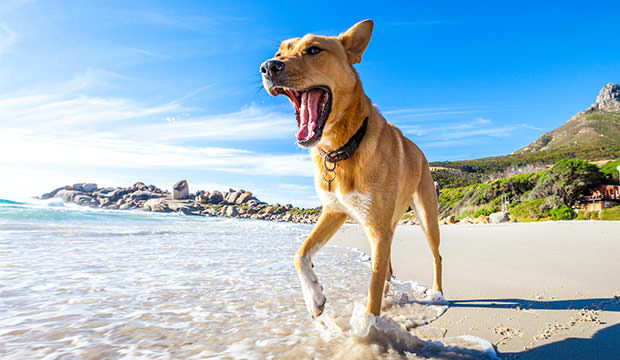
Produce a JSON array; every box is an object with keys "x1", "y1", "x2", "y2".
[{"x1": 330, "y1": 221, "x2": 620, "y2": 359}]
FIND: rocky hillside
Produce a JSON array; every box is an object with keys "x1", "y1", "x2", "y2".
[
  {"x1": 515, "y1": 83, "x2": 620, "y2": 154},
  {"x1": 431, "y1": 83, "x2": 620, "y2": 184}
]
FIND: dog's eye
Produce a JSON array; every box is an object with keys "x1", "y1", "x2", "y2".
[
  {"x1": 305, "y1": 46, "x2": 323, "y2": 55},
  {"x1": 275, "y1": 52, "x2": 282, "y2": 57}
]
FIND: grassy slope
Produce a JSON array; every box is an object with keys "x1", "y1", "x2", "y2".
[{"x1": 430, "y1": 110, "x2": 620, "y2": 187}]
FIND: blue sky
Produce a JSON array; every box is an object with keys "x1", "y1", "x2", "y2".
[{"x1": 1, "y1": 0, "x2": 619, "y2": 207}]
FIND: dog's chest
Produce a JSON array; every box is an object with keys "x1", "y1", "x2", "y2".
[{"x1": 316, "y1": 187, "x2": 371, "y2": 224}]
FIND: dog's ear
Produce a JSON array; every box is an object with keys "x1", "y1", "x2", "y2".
[{"x1": 338, "y1": 20, "x2": 373, "y2": 65}]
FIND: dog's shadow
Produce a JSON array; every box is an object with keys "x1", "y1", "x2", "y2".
[
  {"x1": 503, "y1": 323, "x2": 620, "y2": 360},
  {"x1": 449, "y1": 296, "x2": 620, "y2": 360},
  {"x1": 449, "y1": 296, "x2": 620, "y2": 312}
]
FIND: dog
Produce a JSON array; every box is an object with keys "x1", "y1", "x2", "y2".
[{"x1": 260, "y1": 20, "x2": 442, "y2": 319}]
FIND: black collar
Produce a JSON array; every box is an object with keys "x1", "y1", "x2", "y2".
[{"x1": 318, "y1": 117, "x2": 368, "y2": 163}]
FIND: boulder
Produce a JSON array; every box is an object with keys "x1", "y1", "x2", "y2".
[
  {"x1": 98, "y1": 197, "x2": 111, "y2": 207},
  {"x1": 54, "y1": 189, "x2": 81, "y2": 203},
  {"x1": 173, "y1": 205, "x2": 193, "y2": 215},
  {"x1": 460, "y1": 217, "x2": 473, "y2": 224},
  {"x1": 196, "y1": 192, "x2": 210, "y2": 204},
  {"x1": 208, "y1": 191, "x2": 224, "y2": 204},
  {"x1": 225, "y1": 206, "x2": 239, "y2": 217},
  {"x1": 82, "y1": 183, "x2": 98, "y2": 193},
  {"x1": 119, "y1": 201, "x2": 137, "y2": 210},
  {"x1": 166, "y1": 200, "x2": 194, "y2": 215},
  {"x1": 131, "y1": 191, "x2": 160, "y2": 201},
  {"x1": 142, "y1": 198, "x2": 170, "y2": 212},
  {"x1": 98, "y1": 188, "x2": 131, "y2": 202},
  {"x1": 226, "y1": 190, "x2": 241, "y2": 204},
  {"x1": 473, "y1": 215, "x2": 490, "y2": 224},
  {"x1": 41, "y1": 186, "x2": 67, "y2": 200},
  {"x1": 73, "y1": 194, "x2": 95, "y2": 206},
  {"x1": 235, "y1": 191, "x2": 253, "y2": 204},
  {"x1": 133, "y1": 182, "x2": 147, "y2": 191},
  {"x1": 173, "y1": 180, "x2": 189, "y2": 200},
  {"x1": 259, "y1": 206, "x2": 274, "y2": 214},
  {"x1": 489, "y1": 211, "x2": 511, "y2": 224}
]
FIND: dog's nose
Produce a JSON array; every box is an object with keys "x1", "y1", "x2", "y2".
[{"x1": 260, "y1": 59, "x2": 285, "y2": 77}]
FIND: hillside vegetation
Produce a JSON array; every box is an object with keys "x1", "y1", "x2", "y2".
[{"x1": 438, "y1": 159, "x2": 618, "y2": 221}]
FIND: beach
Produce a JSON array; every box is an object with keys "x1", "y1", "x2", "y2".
[
  {"x1": 0, "y1": 201, "x2": 497, "y2": 359},
  {"x1": 331, "y1": 221, "x2": 620, "y2": 359},
  {"x1": 2, "y1": 200, "x2": 619, "y2": 359}
]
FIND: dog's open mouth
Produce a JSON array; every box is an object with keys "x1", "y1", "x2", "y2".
[{"x1": 273, "y1": 86, "x2": 332, "y2": 147}]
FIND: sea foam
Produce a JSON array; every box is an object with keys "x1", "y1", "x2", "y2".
[{"x1": 0, "y1": 201, "x2": 498, "y2": 359}]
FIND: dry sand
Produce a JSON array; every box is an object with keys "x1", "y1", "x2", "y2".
[{"x1": 330, "y1": 221, "x2": 620, "y2": 359}]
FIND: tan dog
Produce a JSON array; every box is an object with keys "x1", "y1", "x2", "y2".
[{"x1": 260, "y1": 20, "x2": 442, "y2": 319}]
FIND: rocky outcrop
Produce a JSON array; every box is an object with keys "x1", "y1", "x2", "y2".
[
  {"x1": 173, "y1": 180, "x2": 189, "y2": 200},
  {"x1": 208, "y1": 191, "x2": 224, "y2": 204},
  {"x1": 489, "y1": 211, "x2": 511, "y2": 224},
  {"x1": 39, "y1": 182, "x2": 322, "y2": 224},
  {"x1": 588, "y1": 83, "x2": 620, "y2": 113}
]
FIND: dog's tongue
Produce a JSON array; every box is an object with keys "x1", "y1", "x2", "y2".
[{"x1": 297, "y1": 89, "x2": 323, "y2": 141}]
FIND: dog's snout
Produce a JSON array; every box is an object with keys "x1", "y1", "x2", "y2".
[{"x1": 260, "y1": 59, "x2": 285, "y2": 77}]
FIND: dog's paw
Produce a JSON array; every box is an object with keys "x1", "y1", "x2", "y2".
[
  {"x1": 297, "y1": 263, "x2": 327, "y2": 319},
  {"x1": 309, "y1": 293, "x2": 326, "y2": 320}
]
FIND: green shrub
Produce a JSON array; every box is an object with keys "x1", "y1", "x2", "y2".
[
  {"x1": 550, "y1": 205, "x2": 575, "y2": 220},
  {"x1": 576, "y1": 211, "x2": 587, "y2": 220},
  {"x1": 530, "y1": 159, "x2": 603, "y2": 205},
  {"x1": 600, "y1": 207, "x2": 620, "y2": 220},
  {"x1": 585, "y1": 211, "x2": 599, "y2": 220},
  {"x1": 474, "y1": 206, "x2": 498, "y2": 217},
  {"x1": 599, "y1": 159, "x2": 620, "y2": 185},
  {"x1": 510, "y1": 199, "x2": 550, "y2": 222}
]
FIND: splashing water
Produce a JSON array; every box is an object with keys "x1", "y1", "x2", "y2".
[{"x1": 0, "y1": 200, "x2": 497, "y2": 359}]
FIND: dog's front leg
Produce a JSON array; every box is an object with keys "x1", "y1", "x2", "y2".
[
  {"x1": 364, "y1": 225, "x2": 394, "y2": 316},
  {"x1": 294, "y1": 207, "x2": 347, "y2": 319}
]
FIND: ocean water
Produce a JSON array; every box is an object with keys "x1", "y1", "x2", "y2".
[{"x1": 0, "y1": 200, "x2": 497, "y2": 359}]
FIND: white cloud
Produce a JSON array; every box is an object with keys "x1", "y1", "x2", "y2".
[
  {"x1": 0, "y1": 79, "x2": 311, "y2": 180},
  {"x1": 382, "y1": 106, "x2": 489, "y2": 120},
  {"x1": 0, "y1": 95, "x2": 183, "y2": 129},
  {"x1": 404, "y1": 117, "x2": 536, "y2": 141},
  {"x1": 133, "y1": 105, "x2": 295, "y2": 141},
  {"x1": 0, "y1": 23, "x2": 17, "y2": 53}
]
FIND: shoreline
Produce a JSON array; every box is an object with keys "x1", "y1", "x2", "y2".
[
  {"x1": 330, "y1": 221, "x2": 620, "y2": 359},
  {"x1": 37, "y1": 181, "x2": 620, "y2": 226},
  {"x1": 38, "y1": 181, "x2": 322, "y2": 224}
]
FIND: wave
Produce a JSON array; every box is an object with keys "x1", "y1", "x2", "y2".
[{"x1": 0, "y1": 199, "x2": 25, "y2": 205}]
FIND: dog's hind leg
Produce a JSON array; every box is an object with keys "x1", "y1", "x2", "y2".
[
  {"x1": 412, "y1": 169, "x2": 443, "y2": 294},
  {"x1": 364, "y1": 224, "x2": 395, "y2": 315},
  {"x1": 383, "y1": 255, "x2": 393, "y2": 296},
  {"x1": 294, "y1": 206, "x2": 347, "y2": 319}
]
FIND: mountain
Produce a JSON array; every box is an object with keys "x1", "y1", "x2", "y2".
[
  {"x1": 430, "y1": 83, "x2": 620, "y2": 183},
  {"x1": 515, "y1": 83, "x2": 620, "y2": 154}
]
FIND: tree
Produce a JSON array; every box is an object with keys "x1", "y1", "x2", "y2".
[{"x1": 530, "y1": 159, "x2": 603, "y2": 205}]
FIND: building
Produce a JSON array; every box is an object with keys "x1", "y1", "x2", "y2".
[{"x1": 580, "y1": 184, "x2": 620, "y2": 211}]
